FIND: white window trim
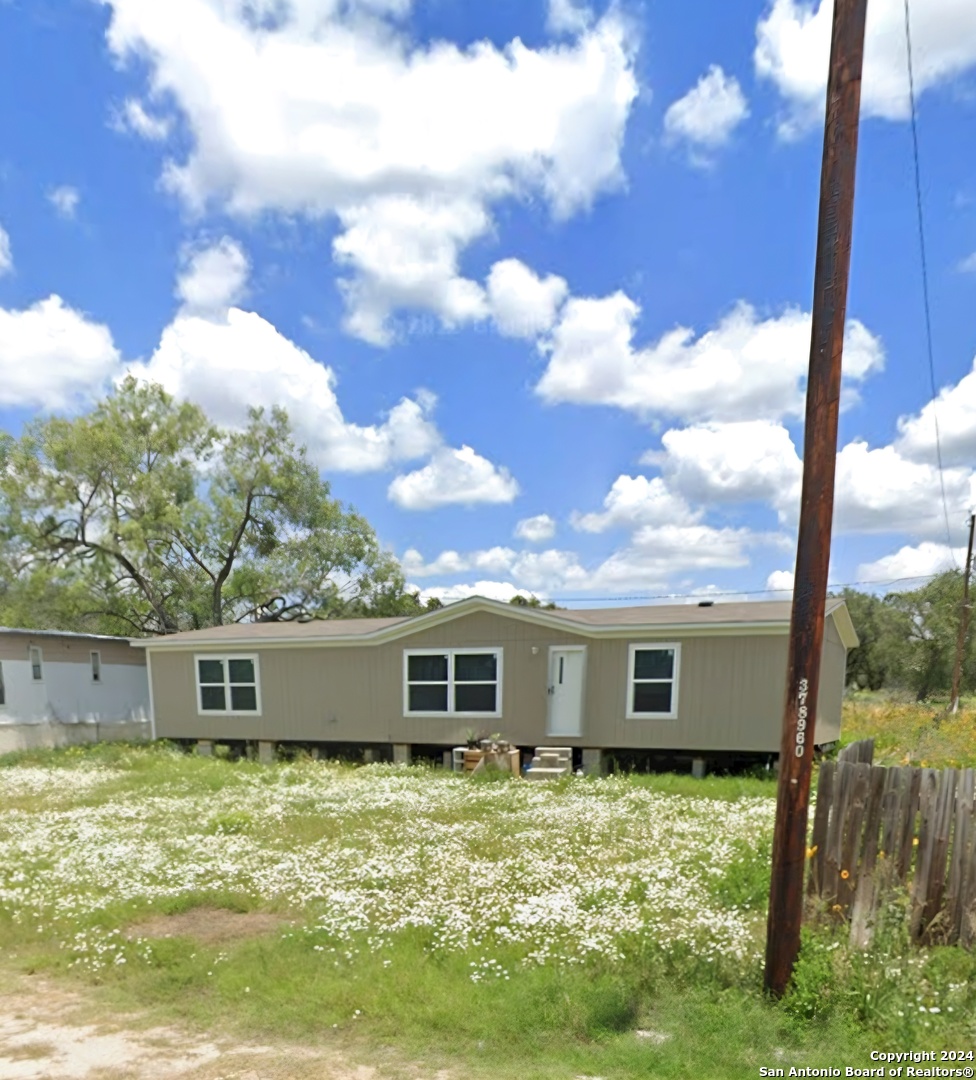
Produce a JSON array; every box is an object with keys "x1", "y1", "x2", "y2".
[
  {"x1": 29, "y1": 646, "x2": 43, "y2": 683},
  {"x1": 626, "y1": 642, "x2": 680, "y2": 720},
  {"x1": 90, "y1": 650, "x2": 102, "y2": 684},
  {"x1": 403, "y1": 647, "x2": 503, "y2": 719},
  {"x1": 194, "y1": 653, "x2": 263, "y2": 716}
]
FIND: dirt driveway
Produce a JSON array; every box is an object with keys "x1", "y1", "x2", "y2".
[{"x1": 0, "y1": 974, "x2": 451, "y2": 1080}]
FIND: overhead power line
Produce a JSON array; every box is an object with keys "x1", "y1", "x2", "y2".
[
  {"x1": 903, "y1": 0, "x2": 957, "y2": 566},
  {"x1": 540, "y1": 572, "x2": 949, "y2": 603}
]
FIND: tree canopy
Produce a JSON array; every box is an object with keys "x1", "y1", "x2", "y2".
[
  {"x1": 0, "y1": 378, "x2": 434, "y2": 635},
  {"x1": 839, "y1": 571, "x2": 975, "y2": 700}
]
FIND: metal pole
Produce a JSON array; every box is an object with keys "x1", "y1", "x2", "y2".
[
  {"x1": 949, "y1": 514, "x2": 975, "y2": 714},
  {"x1": 763, "y1": 0, "x2": 869, "y2": 998}
]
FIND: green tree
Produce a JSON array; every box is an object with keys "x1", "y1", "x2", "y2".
[
  {"x1": 887, "y1": 571, "x2": 971, "y2": 701},
  {"x1": 839, "y1": 588, "x2": 912, "y2": 691},
  {"x1": 0, "y1": 377, "x2": 422, "y2": 635},
  {"x1": 841, "y1": 573, "x2": 976, "y2": 700},
  {"x1": 509, "y1": 594, "x2": 561, "y2": 610}
]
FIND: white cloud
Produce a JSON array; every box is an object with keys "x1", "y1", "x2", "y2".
[
  {"x1": 641, "y1": 414, "x2": 976, "y2": 545},
  {"x1": 0, "y1": 296, "x2": 120, "y2": 409},
  {"x1": 401, "y1": 546, "x2": 518, "y2": 577},
  {"x1": 407, "y1": 547, "x2": 590, "y2": 594},
  {"x1": 755, "y1": 0, "x2": 976, "y2": 138},
  {"x1": 958, "y1": 252, "x2": 976, "y2": 273},
  {"x1": 388, "y1": 445, "x2": 520, "y2": 509},
  {"x1": 663, "y1": 65, "x2": 749, "y2": 157},
  {"x1": 176, "y1": 238, "x2": 250, "y2": 312},
  {"x1": 127, "y1": 307, "x2": 441, "y2": 473},
  {"x1": 766, "y1": 569, "x2": 795, "y2": 592},
  {"x1": 895, "y1": 355, "x2": 976, "y2": 467},
  {"x1": 652, "y1": 420, "x2": 802, "y2": 506},
  {"x1": 0, "y1": 223, "x2": 11, "y2": 275},
  {"x1": 415, "y1": 580, "x2": 540, "y2": 605},
  {"x1": 403, "y1": 522, "x2": 779, "y2": 598},
  {"x1": 570, "y1": 474, "x2": 699, "y2": 533},
  {"x1": 537, "y1": 295, "x2": 884, "y2": 423},
  {"x1": 333, "y1": 197, "x2": 489, "y2": 346},
  {"x1": 546, "y1": 0, "x2": 593, "y2": 37},
  {"x1": 486, "y1": 259, "x2": 568, "y2": 339},
  {"x1": 516, "y1": 549, "x2": 592, "y2": 590},
  {"x1": 115, "y1": 98, "x2": 173, "y2": 140},
  {"x1": 98, "y1": 0, "x2": 638, "y2": 343},
  {"x1": 515, "y1": 514, "x2": 557, "y2": 542},
  {"x1": 48, "y1": 185, "x2": 80, "y2": 220},
  {"x1": 856, "y1": 541, "x2": 967, "y2": 584},
  {"x1": 832, "y1": 441, "x2": 975, "y2": 539}
]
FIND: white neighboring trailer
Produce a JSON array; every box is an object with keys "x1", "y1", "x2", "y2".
[{"x1": 0, "y1": 627, "x2": 150, "y2": 753}]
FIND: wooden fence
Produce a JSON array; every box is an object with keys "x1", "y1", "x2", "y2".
[{"x1": 806, "y1": 739, "x2": 976, "y2": 948}]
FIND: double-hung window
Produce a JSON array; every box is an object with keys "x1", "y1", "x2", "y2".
[
  {"x1": 29, "y1": 646, "x2": 43, "y2": 682},
  {"x1": 404, "y1": 649, "x2": 502, "y2": 717},
  {"x1": 91, "y1": 651, "x2": 102, "y2": 684},
  {"x1": 195, "y1": 655, "x2": 261, "y2": 715},
  {"x1": 626, "y1": 643, "x2": 680, "y2": 719}
]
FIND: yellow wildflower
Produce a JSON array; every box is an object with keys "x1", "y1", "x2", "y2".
[
  {"x1": 912, "y1": 837, "x2": 919, "y2": 847},
  {"x1": 840, "y1": 870, "x2": 850, "y2": 880}
]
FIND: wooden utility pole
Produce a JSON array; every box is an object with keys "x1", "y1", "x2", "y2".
[
  {"x1": 763, "y1": 0, "x2": 869, "y2": 998},
  {"x1": 949, "y1": 513, "x2": 976, "y2": 714}
]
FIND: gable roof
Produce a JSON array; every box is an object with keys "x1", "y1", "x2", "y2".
[
  {"x1": 0, "y1": 625, "x2": 144, "y2": 644},
  {"x1": 129, "y1": 595, "x2": 859, "y2": 651}
]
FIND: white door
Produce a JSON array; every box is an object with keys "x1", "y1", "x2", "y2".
[{"x1": 547, "y1": 648, "x2": 585, "y2": 737}]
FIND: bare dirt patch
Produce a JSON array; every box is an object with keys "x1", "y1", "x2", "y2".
[
  {"x1": 0, "y1": 973, "x2": 453, "y2": 1079},
  {"x1": 124, "y1": 906, "x2": 291, "y2": 947}
]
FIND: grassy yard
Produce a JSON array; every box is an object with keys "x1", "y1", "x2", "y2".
[
  {"x1": 0, "y1": 702, "x2": 975, "y2": 1078},
  {"x1": 841, "y1": 692, "x2": 976, "y2": 768}
]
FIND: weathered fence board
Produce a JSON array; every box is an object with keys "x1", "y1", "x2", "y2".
[
  {"x1": 807, "y1": 740, "x2": 976, "y2": 949},
  {"x1": 849, "y1": 765, "x2": 887, "y2": 948},
  {"x1": 808, "y1": 760, "x2": 835, "y2": 897}
]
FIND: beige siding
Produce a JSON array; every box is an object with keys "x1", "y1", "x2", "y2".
[
  {"x1": 0, "y1": 633, "x2": 145, "y2": 666},
  {"x1": 815, "y1": 618, "x2": 847, "y2": 745},
  {"x1": 150, "y1": 609, "x2": 849, "y2": 753}
]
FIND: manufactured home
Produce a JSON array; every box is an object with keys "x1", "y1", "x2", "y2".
[
  {"x1": 0, "y1": 627, "x2": 151, "y2": 753},
  {"x1": 133, "y1": 597, "x2": 858, "y2": 771}
]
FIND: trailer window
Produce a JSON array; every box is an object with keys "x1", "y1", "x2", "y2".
[
  {"x1": 626, "y1": 643, "x2": 680, "y2": 719},
  {"x1": 195, "y1": 655, "x2": 261, "y2": 714},
  {"x1": 404, "y1": 649, "x2": 502, "y2": 717}
]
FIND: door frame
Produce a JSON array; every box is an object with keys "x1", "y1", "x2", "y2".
[{"x1": 546, "y1": 645, "x2": 587, "y2": 737}]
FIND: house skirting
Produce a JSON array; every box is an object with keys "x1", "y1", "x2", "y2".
[{"x1": 0, "y1": 717, "x2": 151, "y2": 755}]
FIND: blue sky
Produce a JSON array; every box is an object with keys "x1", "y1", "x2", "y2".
[{"x1": 1, "y1": 0, "x2": 975, "y2": 607}]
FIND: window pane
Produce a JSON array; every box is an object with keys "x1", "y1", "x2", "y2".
[
  {"x1": 0, "y1": 662, "x2": 5, "y2": 706},
  {"x1": 408, "y1": 654, "x2": 448, "y2": 682},
  {"x1": 454, "y1": 653, "x2": 497, "y2": 682},
  {"x1": 408, "y1": 684, "x2": 449, "y2": 712},
  {"x1": 228, "y1": 658, "x2": 255, "y2": 684},
  {"x1": 455, "y1": 683, "x2": 496, "y2": 713},
  {"x1": 201, "y1": 685, "x2": 227, "y2": 711},
  {"x1": 632, "y1": 682, "x2": 673, "y2": 715},
  {"x1": 198, "y1": 659, "x2": 225, "y2": 684},
  {"x1": 230, "y1": 685, "x2": 258, "y2": 711},
  {"x1": 633, "y1": 649, "x2": 674, "y2": 680}
]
